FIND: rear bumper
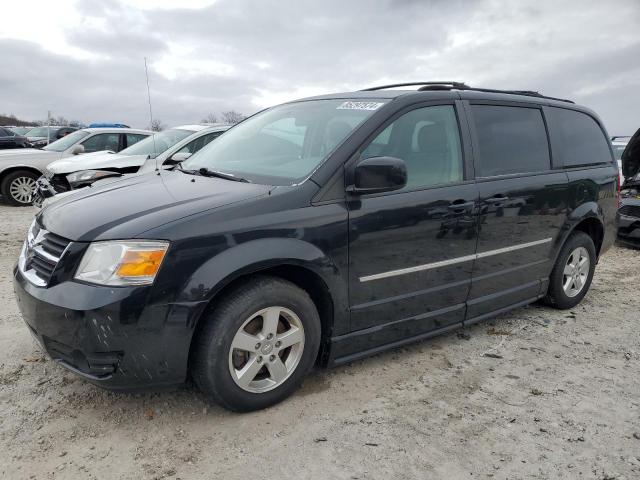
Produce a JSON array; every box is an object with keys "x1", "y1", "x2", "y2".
[{"x1": 13, "y1": 266, "x2": 207, "y2": 390}]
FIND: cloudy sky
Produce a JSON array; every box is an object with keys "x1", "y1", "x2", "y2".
[{"x1": 1, "y1": 0, "x2": 639, "y2": 134}]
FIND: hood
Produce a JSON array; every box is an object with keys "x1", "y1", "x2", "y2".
[
  {"x1": 39, "y1": 169, "x2": 272, "y2": 242},
  {"x1": 621, "y1": 128, "x2": 640, "y2": 181},
  {"x1": 47, "y1": 152, "x2": 148, "y2": 174},
  {"x1": 0, "y1": 148, "x2": 48, "y2": 157},
  {"x1": 0, "y1": 149, "x2": 60, "y2": 169}
]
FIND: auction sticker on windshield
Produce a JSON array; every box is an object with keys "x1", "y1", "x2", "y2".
[{"x1": 337, "y1": 101, "x2": 385, "y2": 110}]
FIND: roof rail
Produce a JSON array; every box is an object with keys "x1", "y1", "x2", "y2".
[
  {"x1": 361, "y1": 81, "x2": 470, "y2": 91},
  {"x1": 360, "y1": 81, "x2": 574, "y2": 104}
]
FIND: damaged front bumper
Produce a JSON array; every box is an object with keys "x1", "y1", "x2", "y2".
[{"x1": 13, "y1": 265, "x2": 207, "y2": 390}]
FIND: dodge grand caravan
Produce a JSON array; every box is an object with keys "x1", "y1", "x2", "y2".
[{"x1": 13, "y1": 82, "x2": 619, "y2": 411}]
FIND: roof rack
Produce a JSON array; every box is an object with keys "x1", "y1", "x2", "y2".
[{"x1": 360, "y1": 81, "x2": 574, "y2": 104}]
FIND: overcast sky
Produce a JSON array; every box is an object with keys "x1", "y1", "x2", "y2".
[{"x1": 1, "y1": 0, "x2": 639, "y2": 134}]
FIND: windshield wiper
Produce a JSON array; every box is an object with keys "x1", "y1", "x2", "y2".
[{"x1": 176, "y1": 164, "x2": 250, "y2": 183}]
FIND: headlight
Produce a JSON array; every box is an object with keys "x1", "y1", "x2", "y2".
[
  {"x1": 75, "y1": 240, "x2": 169, "y2": 286},
  {"x1": 66, "y1": 170, "x2": 122, "y2": 187}
]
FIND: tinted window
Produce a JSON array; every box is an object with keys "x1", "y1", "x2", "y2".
[
  {"x1": 547, "y1": 107, "x2": 611, "y2": 166},
  {"x1": 81, "y1": 133, "x2": 121, "y2": 152},
  {"x1": 361, "y1": 105, "x2": 463, "y2": 190},
  {"x1": 471, "y1": 105, "x2": 550, "y2": 177}
]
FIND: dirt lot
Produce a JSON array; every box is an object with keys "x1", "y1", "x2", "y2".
[{"x1": 1, "y1": 204, "x2": 639, "y2": 480}]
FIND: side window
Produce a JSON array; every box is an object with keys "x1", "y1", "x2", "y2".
[
  {"x1": 361, "y1": 105, "x2": 463, "y2": 190},
  {"x1": 178, "y1": 132, "x2": 222, "y2": 154},
  {"x1": 126, "y1": 134, "x2": 147, "y2": 148},
  {"x1": 546, "y1": 107, "x2": 611, "y2": 166},
  {"x1": 81, "y1": 133, "x2": 121, "y2": 153},
  {"x1": 471, "y1": 105, "x2": 550, "y2": 177}
]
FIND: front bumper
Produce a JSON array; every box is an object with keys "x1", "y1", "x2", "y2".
[
  {"x1": 33, "y1": 177, "x2": 57, "y2": 207},
  {"x1": 13, "y1": 266, "x2": 207, "y2": 390}
]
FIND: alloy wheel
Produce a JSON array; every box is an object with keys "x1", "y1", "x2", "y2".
[
  {"x1": 562, "y1": 246, "x2": 590, "y2": 298},
  {"x1": 228, "y1": 306, "x2": 305, "y2": 393},
  {"x1": 9, "y1": 176, "x2": 37, "y2": 204}
]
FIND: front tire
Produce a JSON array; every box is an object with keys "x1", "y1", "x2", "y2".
[
  {"x1": 543, "y1": 231, "x2": 596, "y2": 309},
  {"x1": 1, "y1": 170, "x2": 39, "y2": 206},
  {"x1": 192, "y1": 276, "x2": 321, "y2": 412}
]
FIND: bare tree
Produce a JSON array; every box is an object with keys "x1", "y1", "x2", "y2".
[
  {"x1": 200, "y1": 112, "x2": 218, "y2": 124},
  {"x1": 149, "y1": 119, "x2": 165, "y2": 132},
  {"x1": 221, "y1": 111, "x2": 246, "y2": 124}
]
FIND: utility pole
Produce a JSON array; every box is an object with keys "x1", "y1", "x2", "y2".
[{"x1": 46, "y1": 110, "x2": 51, "y2": 145}]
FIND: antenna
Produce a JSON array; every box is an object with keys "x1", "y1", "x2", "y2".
[{"x1": 144, "y1": 57, "x2": 159, "y2": 172}]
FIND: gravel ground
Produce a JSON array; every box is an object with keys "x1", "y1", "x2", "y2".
[{"x1": 1, "y1": 203, "x2": 639, "y2": 480}]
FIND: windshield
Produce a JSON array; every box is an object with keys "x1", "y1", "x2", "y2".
[
  {"x1": 43, "y1": 130, "x2": 90, "y2": 152},
  {"x1": 118, "y1": 129, "x2": 193, "y2": 158},
  {"x1": 26, "y1": 126, "x2": 60, "y2": 138},
  {"x1": 182, "y1": 99, "x2": 387, "y2": 185},
  {"x1": 10, "y1": 127, "x2": 31, "y2": 135}
]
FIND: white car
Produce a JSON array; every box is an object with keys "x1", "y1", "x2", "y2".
[
  {"x1": 34, "y1": 124, "x2": 231, "y2": 206},
  {"x1": 0, "y1": 127, "x2": 151, "y2": 205}
]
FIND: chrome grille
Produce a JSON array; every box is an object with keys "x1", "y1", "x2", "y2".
[{"x1": 19, "y1": 222, "x2": 71, "y2": 287}]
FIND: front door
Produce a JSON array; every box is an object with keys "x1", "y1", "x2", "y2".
[
  {"x1": 347, "y1": 103, "x2": 479, "y2": 350},
  {"x1": 464, "y1": 103, "x2": 569, "y2": 319}
]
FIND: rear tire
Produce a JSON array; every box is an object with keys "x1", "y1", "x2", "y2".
[
  {"x1": 1, "y1": 170, "x2": 39, "y2": 206},
  {"x1": 542, "y1": 231, "x2": 596, "y2": 309},
  {"x1": 192, "y1": 276, "x2": 321, "y2": 412}
]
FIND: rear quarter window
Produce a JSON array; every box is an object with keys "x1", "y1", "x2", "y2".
[
  {"x1": 470, "y1": 105, "x2": 550, "y2": 177},
  {"x1": 546, "y1": 107, "x2": 612, "y2": 167}
]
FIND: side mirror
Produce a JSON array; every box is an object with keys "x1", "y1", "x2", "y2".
[
  {"x1": 70, "y1": 144, "x2": 85, "y2": 155},
  {"x1": 348, "y1": 156, "x2": 407, "y2": 195},
  {"x1": 166, "y1": 151, "x2": 192, "y2": 165}
]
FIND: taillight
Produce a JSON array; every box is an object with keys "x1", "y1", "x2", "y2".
[{"x1": 617, "y1": 174, "x2": 621, "y2": 208}]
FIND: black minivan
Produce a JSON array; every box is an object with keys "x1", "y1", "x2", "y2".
[{"x1": 14, "y1": 82, "x2": 619, "y2": 411}]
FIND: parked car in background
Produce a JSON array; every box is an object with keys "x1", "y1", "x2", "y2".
[
  {"x1": 0, "y1": 127, "x2": 151, "y2": 205},
  {"x1": 617, "y1": 129, "x2": 640, "y2": 247},
  {"x1": 13, "y1": 82, "x2": 619, "y2": 411},
  {"x1": 35, "y1": 124, "x2": 231, "y2": 205},
  {"x1": 0, "y1": 127, "x2": 31, "y2": 149},
  {"x1": 8, "y1": 127, "x2": 35, "y2": 136},
  {"x1": 87, "y1": 123, "x2": 130, "y2": 128},
  {"x1": 25, "y1": 126, "x2": 79, "y2": 148}
]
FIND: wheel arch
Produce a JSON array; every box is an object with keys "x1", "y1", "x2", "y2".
[
  {"x1": 184, "y1": 238, "x2": 347, "y2": 367},
  {"x1": 571, "y1": 217, "x2": 604, "y2": 257},
  {"x1": 551, "y1": 204, "x2": 605, "y2": 270},
  {"x1": 0, "y1": 165, "x2": 43, "y2": 185}
]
